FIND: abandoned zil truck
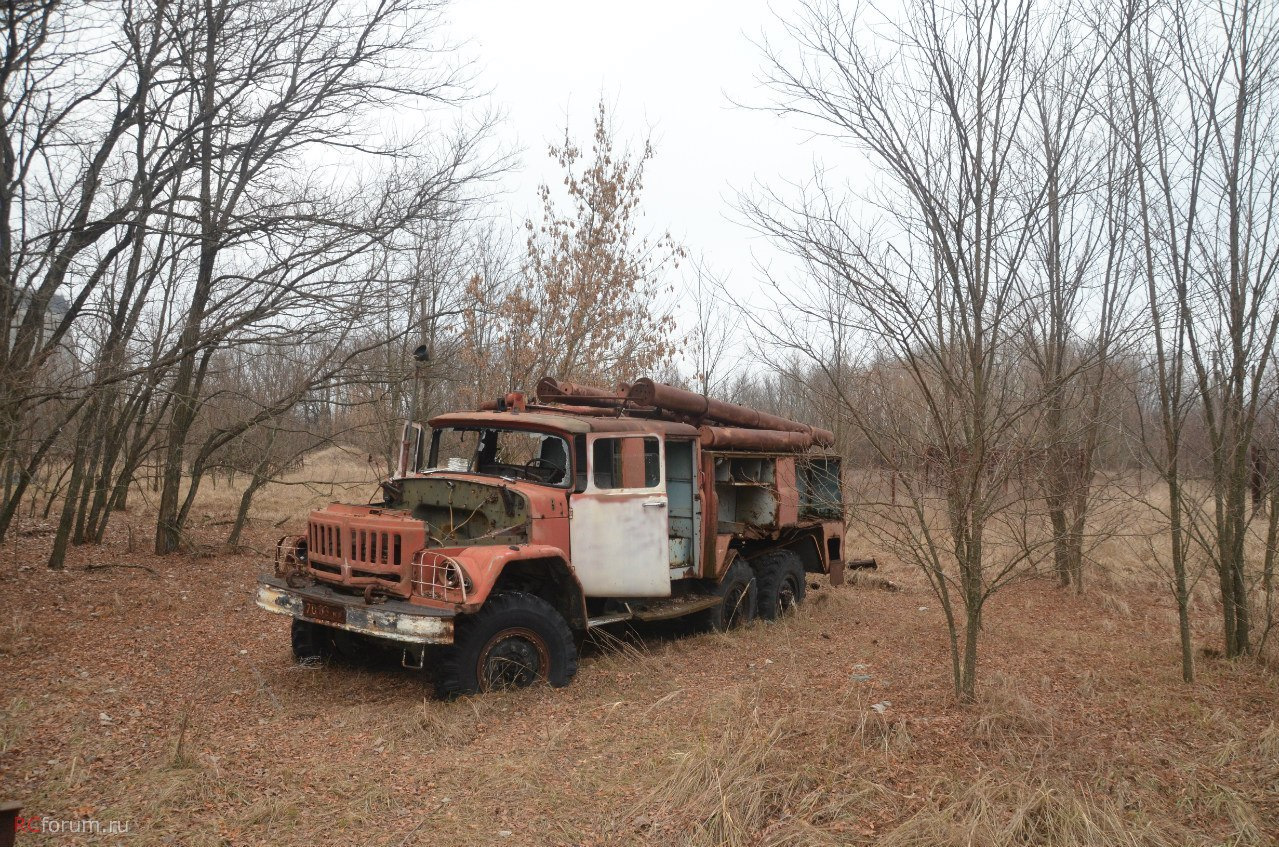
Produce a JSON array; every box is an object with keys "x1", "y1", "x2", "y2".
[{"x1": 256, "y1": 377, "x2": 847, "y2": 695}]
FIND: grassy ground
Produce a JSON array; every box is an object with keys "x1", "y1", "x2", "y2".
[{"x1": 1, "y1": 455, "x2": 1277, "y2": 845}]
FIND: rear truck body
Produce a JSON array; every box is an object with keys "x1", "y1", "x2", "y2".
[{"x1": 255, "y1": 377, "x2": 857, "y2": 695}]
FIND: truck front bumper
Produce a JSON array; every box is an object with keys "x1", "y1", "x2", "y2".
[{"x1": 255, "y1": 576, "x2": 455, "y2": 645}]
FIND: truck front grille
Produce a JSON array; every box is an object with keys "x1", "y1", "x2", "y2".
[
  {"x1": 349, "y1": 529, "x2": 403, "y2": 568},
  {"x1": 306, "y1": 510, "x2": 424, "y2": 597},
  {"x1": 312, "y1": 524, "x2": 343, "y2": 562}
]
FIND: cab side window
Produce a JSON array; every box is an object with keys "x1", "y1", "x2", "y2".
[
  {"x1": 591, "y1": 436, "x2": 661, "y2": 489},
  {"x1": 642, "y1": 438, "x2": 660, "y2": 486}
]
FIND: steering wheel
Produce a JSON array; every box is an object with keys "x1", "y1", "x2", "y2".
[{"x1": 522, "y1": 457, "x2": 563, "y2": 483}]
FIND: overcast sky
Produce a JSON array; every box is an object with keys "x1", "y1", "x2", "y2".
[{"x1": 446, "y1": 1, "x2": 864, "y2": 322}]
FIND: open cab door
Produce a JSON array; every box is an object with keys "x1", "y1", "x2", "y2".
[{"x1": 395, "y1": 421, "x2": 425, "y2": 478}]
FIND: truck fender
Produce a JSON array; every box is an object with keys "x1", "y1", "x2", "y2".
[
  {"x1": 790, "y1": 530, "x2": 827, "y2": 574},
  {"x1": 449, "y1": 544, "x2": 587, "y2": 631}
]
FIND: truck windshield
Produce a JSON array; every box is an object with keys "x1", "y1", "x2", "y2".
[{"x1": 427, "y1": 427, "x2": 571, "y2": 487}]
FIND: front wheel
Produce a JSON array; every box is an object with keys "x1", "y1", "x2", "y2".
[{"x1": 435, "y1": 592, "x2": 578, "y2": 697}]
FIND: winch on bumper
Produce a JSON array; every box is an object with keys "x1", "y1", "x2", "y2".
[{"x1": 256, "y1": 576, "x2": 455, "y2": 645}]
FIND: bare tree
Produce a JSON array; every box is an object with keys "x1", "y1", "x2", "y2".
[
  {"x1": 746, "y1": 0, "x2": 1072, "y2": 700},
  {"x1": 1123, "y1": 0, "x2": 1279, "y2": 662},
  {"x1": 453, "y1": 222, "x2": 519, "y2": 407},
  {"x1": 684, "y1": 256, "x2": 734, "y2": 398},
  {"x1": 0, "y1": 0, "x2": 500, "y2": 564},
  {"x1": 0, "y1": 0, "x2": 179, "y2": 545},
  {"x1": 1020, "y1": 12, "x2": 1138, "y2": 593},
  {"x1": 149, "y1": 0, "x2": 485, "y2": 553}
]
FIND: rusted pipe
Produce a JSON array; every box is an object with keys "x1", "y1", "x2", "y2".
[
  {"x1": 628, "y1": 379, "x2": 835, "y2": 447},
  {"x1": 527, "y1": 403, "x2": 618, "y2": 417},
  {"x1": 478, "y1": 400, "x2": 620, "y2": 417},
  {"x1": 698, "y1": 426, "x2": 814, "y2": 451},
  {"x1": 536, "y1": 377, "x2": 622, "y2": 403}
]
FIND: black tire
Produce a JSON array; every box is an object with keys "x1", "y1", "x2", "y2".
[
  {"x1": 435, "y1": 592, "x2": 578, "y2": 697},
  {"x1": 706, "y1": 558, "x2": 758, "y2": 631},
  {"x1": 753, "y1": 549, "x2": 807, "y2": 620},
  {"x1": 291, "y1": 618, "x2": 337, "y2": 662}
]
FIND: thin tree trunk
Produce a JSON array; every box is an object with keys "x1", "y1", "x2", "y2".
[
  {"x1": 48, "y1": 431, "x2": 91, "y2": 570},
  {"x1": 156, "y1": 0, "x2": 219, "y2": 555},
  {"x1": 1169, "y1": 473, "x2": 1195, "y2": 683},
  {"x1": 227, "y1": 462, "x2": 271, "y2": 548}
]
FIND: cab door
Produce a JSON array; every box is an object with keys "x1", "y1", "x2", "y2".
[{"x1": 570, "y1": 434, "x2": 670, "y2": 597}]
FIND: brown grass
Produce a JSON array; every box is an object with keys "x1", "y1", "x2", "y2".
[
  {"x1": 186, "y1": 445, "x2": 380, "y2": 546},
  {"x1": 635, "y1": 680, "x2": 898, "y2": 846},
  {"x1": 1, "y1": 462, "x2": 1277, "y2": 845},
  {"x1": 969, "y1": 672, "x2": 1055, "y2": 750},
  {"x1": 880, "y1": 776, "x2": 1188, "y2": 847}
]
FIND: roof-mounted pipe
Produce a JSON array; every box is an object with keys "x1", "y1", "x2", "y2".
[
  {"x1": 698, "y1": 426, "x2": 816, "y2": 451},
  {"x1": 627, "y1": 378, "x2": 835, "y2": 447},
  {"x1": 535, "y1": 377, "x2": 629, "y2": 407}
]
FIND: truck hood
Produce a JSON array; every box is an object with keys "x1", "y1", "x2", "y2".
[{"x1": 390, "y1": 475, "x2": 532, "y2": 547}]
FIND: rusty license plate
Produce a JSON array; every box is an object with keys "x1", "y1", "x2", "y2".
[{"x1": 303, "y1": 599, "x2": 346, "y2": 626}]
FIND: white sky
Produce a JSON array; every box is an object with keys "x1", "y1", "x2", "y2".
[{"x1": 446, "y1": 1, "x2": 866, "y2": 324}]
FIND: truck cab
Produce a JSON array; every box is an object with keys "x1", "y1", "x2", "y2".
[{"x1": 256, "y1": 378, "x2": 848, "y2": 696}]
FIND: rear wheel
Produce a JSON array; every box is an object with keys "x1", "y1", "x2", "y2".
[
  {"x1": 436, "y1": 592, "x2": 578, "y2": 697},
  {"x1": 706, "y1": 558, "x2": 758, "y2": 631},
  {"x1": 754, "y1": 550, "x2": 806, "y2": 620}
]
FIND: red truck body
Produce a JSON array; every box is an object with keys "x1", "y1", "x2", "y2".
[{"x1": 257, "y1": 378, "x2": 847, "y2": 694}]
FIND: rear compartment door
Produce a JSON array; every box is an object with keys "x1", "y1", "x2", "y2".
[
  {"x1": 665, "y1": 439, "x2": 699, "y2": 577},
  {"x1": 570, "y1": 434, "x2": 671, "y2": 597}
]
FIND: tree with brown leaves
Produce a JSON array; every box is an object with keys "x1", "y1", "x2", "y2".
[{"x1": 500, "y1": 101, "x2": 681, "y2": 390}]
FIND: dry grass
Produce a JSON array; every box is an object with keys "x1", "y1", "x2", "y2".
[
  {"x1": 0, "y1": 696, "x2": 28, "y2": 755},
  {"x1": 2, "y1": 463, "x2": 1278, "y2": 844},
  {"x1": 1258, "y1": 721, "x2": 1279, "y2": 765},
  {"x1": 970, "y1": 672, "x2": 1055, "y2": 750},
  {"x1": 845, "y1": 568, "x2": 903, "y2": 592},
  {"x1": 184, "y1": 445, "x2": 379, "y2": 546},
  {"x1": 880, "y1": 777, "x2": 1190, "y2": 847},
  {"x1": 0, "y1": 607, "x2": 28, "y2": 656},
  {"x1": 633, "y1": 678, "x2": 908, "y2": 847}
]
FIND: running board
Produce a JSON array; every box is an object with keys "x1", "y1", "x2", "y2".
[
  {"x1": 585, "y1": 595, "x2": 723, "y2": 628},
  {"x1": 634, "y1": 594, "x2": 721, "y2": 621},
  {"x1": 586, "y1": 611, "x2": 633, "y2": 628}
]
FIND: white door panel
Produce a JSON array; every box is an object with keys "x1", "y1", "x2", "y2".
[
  {"x1": 570, "y1": 434, "x2": 670, "y2": 597},
  {"x1": 570, "y1": 492, "x2": 670, "y2": 596}
]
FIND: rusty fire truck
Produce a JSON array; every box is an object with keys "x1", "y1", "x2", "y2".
[{"x1": 256, "y1": 377, "x2": 848, "y2": 695}]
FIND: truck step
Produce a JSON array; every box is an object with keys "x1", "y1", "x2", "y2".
[
  {"x1": 632, "y1": 594, "x2": 721, "y2": 622},
  {"x1": 585, "y1": 595, "x2": 724, "y2": 628},
  {"x1": 586, "y1": 611, "x2": 634, "y2": 628}
]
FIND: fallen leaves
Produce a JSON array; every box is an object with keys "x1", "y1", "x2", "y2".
[{"x1": 0, "y1": 516, "x2": 1276, "y2": 845}]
